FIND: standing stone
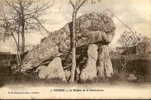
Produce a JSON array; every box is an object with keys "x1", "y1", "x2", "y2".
[
  {"x1": 36, "y1": 65, "x2": 49, "y2": 79},
  {"x1": 47, "y1": 57, "x2": 66, "y2": 82},
  {"x1": 64, "y1": 70, "x2": 71, "y2": 81},
  {"x1": 36, "y1": 57, "x2": 66, "y2": 82},
  {"x1": 97, "y1": 45, "x2": 113, "y2": 79},
  {"x1": 80, "y1": 44, "x2": 98, "y2": 82}
]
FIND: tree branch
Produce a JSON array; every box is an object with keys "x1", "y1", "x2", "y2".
[
  {"x1": 76, "y1": 0, "x2": 87, "y2": 12},
  {"x1": 5, "y1": 0, "x2": 21, "y2": 14},
  {"x1": 69, "y1": 0, "x2": 75, "y2": 9},
  {"x1": 33, "y1": 17, "x2": 51, "y2": 34}
]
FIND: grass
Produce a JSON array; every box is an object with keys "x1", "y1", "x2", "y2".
[{"x1": 0, "y1": 57, "x2": 151, "y2": 88}]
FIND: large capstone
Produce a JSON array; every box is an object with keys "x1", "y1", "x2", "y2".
[
  {"x1": 21, "y1": 12, "x2": 115, "y2": 72},
  {"x1": 97, "y1": 45, "x2": 113, "y2": 79},
  {"x1": 80, "y1": 44, "x2": 98, "y2": 82},
  {"x1": 36, "y1": 57, "x2": 66, "y2": 82}
]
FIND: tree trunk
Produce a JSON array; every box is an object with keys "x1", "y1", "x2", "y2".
[
  {"x1": 20, "y1": 2, "x2": 25, "y2": 56},
  {"x1": 11, "y1": 32, "x2": 21, "y2": 65},
  {"x1": 17, "y1": 24, "x2": 22, "y2": 65},
  {"x1": 21, "y1": 27, "x2": 25, "y2": 55},
  {"x1": 69, "y1": 10, "x2": 77, "y2": 83}
]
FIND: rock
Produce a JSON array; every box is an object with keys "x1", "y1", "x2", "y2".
[
  {"x1": 80, "y1": 44, "x2": 98, "y2": 82},
  {"x1": 21, "y1": 12, "x2": 115, "y2": 72},
  {"x1": 118, "y1": 72, "x2": 129, "y2": 81},
  {"x1": 47, "y1": 57, "x2": 66, "y2": 82},
  {"x1": 75, "y1": 67, "x2": 80, "y2": 81},
  {"x1": 97, "y1": 45, "x2": 113, "y2": 79},
  {"x1": 36, "y1": 57, "x2": 66, "y2": 82},
  {"x1": 127, "y1": 74, "x2": 137, "y2": 81},
  {"x1": 36, "y1": 65, "x2": 48, "y2": 79},
  {"x1": 64, "y1": 70, "x2": 71, "y2": 81}
]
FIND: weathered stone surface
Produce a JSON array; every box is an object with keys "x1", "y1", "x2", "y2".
[
  {"x1": 97, "y1": 45, "x2": 113, "y2": 79},
  {"x1": 36, "y1": 65, "x2": 48, "y2": 79},
  {"x1": 80, "y1": 44, "x2": 98, "y2": 82},
  {"x1": 21, "y1": 12, "x2": 115, "y2": 72},
  {"x1": 64, "y1": 70, "x2": 71, "y2": 81},
  {"x1": 36, "y1": 57, "x2": 66, "y2": 82},
  {"x1": 127, "y1": 73, "x2": 137, "y2": 81}
]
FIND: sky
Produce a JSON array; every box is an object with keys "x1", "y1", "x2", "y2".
[{"x1": 0, "y1": 0, "x2": 151, "y2": 53}]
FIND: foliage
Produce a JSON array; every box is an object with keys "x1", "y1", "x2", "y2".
[
  {"x1": 0, "y1": 0, "x2": 52, "y2": 65},
  {"x1": 119, "y1": 31, "x2": 143, "y2": 47}
]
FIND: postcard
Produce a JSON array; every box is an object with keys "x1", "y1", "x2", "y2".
[{"x1": 0, "y1": 0, "x2": 151, "y2": 99}]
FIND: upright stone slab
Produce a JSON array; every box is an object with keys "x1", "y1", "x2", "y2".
[
  {"x1": 36, "y1": 57, "x2": 66, "y2": 82},
  {"x1": 97, "y1": 45, "x2": 113, "y2": 79},
  {"x1": 36, "y1": 65, "x2": 49, "y2": 79},
  {"x1": 47, "y1": 57, "x2": 66, "y2": 82},
  {"x1": 80, "y1": 44, "x2": 98, "y2": 82}
]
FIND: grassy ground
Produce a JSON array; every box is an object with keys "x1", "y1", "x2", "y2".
[
  {"x1": 0, "y1": 60, "x2": 151, "y2": 88},
  {"x1": 0, "y1": 69, "x2": 151, "y2": 88}
]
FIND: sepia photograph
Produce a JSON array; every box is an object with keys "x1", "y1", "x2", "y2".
[{"x1": 0, "y1": 0, "x2": 151, "y2": 99}]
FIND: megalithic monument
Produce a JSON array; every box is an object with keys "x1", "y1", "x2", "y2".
[{"x1": 21, "y1": 12, "x2": 116, "y2": 72}]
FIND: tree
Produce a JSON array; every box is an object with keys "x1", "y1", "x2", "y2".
[
  {"x1": 119, "y1": 31, "x2": 143, "y2": 47},
  {"x1": 69, "y1": 0, "x2": 87, "y2": 83},
  {"x1": 69, "y1": 0, "x2": 101, "y2": 82},
  {"x1": 117, "y1": 30, "x2": 143, "y2": 73},
  {"x1": 0, "y1": 8, "x2": 22, "y2": 65},
  {"x1": 0, "y1": 0, "x2": 53, "y2": 65},
  {"x1": 105, "y1": 9, "x2": 143, "y2": 47}
]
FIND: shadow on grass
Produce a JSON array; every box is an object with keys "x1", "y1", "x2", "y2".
[{"x1": 0, "y1": 71, "x2": 68, "y2": 87}]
